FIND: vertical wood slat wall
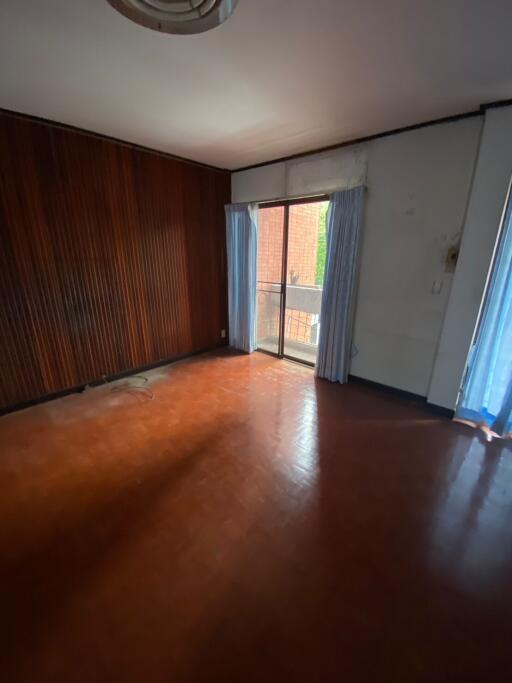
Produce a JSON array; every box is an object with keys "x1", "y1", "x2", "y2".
[{"x1": 0, "y1": 112, "x2": 230, "y2": 410}]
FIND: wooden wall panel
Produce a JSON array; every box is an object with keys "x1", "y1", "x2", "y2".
[{"x1": 0, "y1": 112, "x2": 230, "y2": 410}]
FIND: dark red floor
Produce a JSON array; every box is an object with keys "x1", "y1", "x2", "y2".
[{"x1": 1, "y1": 349, "x2": 512, "y2": 682}]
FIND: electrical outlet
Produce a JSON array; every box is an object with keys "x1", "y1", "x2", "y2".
[{"x1": 431, "y1": 280, "x2": 443, "y2": 295}]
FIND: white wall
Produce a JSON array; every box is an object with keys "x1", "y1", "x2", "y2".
[
  {"x1": 232, "y1": 145, "x2": 368, "y2": 202},
  {"x1": 232, "y1": 162, "x2": 286, "y2": 203},
  {"x1": 232, "y1": 117, "x2": 482, "y2": 397},
  {"x1": 351, "y1": 119, "x2": 481, "y2": 395},
  {"x1": 428, "y1": 106, "x2": 512, "y2": 409}
]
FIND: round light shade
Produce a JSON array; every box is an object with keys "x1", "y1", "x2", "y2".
[{"x1": 106, "y1": 0, "x2": 238, "y2": 34}]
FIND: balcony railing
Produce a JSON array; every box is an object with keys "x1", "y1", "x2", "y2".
[{"x1": 256, "y1": 284, "x2": 323, "y2": 363}]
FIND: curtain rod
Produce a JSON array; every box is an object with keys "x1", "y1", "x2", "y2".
[{"x1": 256, "y1": 185, "x2": 367, "y2": 207}]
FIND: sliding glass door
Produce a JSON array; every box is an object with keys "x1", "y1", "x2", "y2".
[
  {"x1": 256, "y1": 196, "x2": 329, "y2": 365},
  {"x1": 256, "y1": 204, "x2": 285, "y2": 355}
]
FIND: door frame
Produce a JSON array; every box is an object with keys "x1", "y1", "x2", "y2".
[{"x1": 256, "y1": 193, "x2": 329, "y2": 365}]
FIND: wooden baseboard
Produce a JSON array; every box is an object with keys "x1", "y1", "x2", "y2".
[{"x1": 0, "y1": 343, "x2": 228, "y2": 417}]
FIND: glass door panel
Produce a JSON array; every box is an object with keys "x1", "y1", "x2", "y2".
[
  {"x1": 283, "y1": 201, "x2": 329, "y2": 364},
  {"x1": 256, "y1": 205, "x2": 284, "y2": 355}
]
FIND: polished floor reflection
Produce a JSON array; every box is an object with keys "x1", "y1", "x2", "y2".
[{"x1": 1, "y1": 349, "x2": 511, "y2": 682}]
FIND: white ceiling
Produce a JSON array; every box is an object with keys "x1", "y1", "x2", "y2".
[{"x1": 1, "y1": 0, "x2": 511, "y2": 170}]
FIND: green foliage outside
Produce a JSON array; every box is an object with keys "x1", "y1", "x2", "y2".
[{"x1": 315, "y1": 203, "x2": 328, "y2": 286}]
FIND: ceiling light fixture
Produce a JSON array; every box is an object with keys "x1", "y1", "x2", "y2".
[{"x1": 106, "y1": 0, "x2": 238, "y2": 35}]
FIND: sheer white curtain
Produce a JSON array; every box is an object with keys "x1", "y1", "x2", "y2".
[
  {"x1": 316, "y1": 187, "x2": 364, "y2": 383},
  {"x1": 225, "y1": 203, "x2": 258, "y2": 353},
  {"x1": 455, "y1": 190, "x2": 512, "y2": 436}
]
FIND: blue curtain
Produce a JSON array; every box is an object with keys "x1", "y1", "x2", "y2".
[
  {"x1": 225, "y1": 203, "x2": 258, "y2": 353},
  {"x1": 456, "y1": 193, "x2": 512, "y2": 436},
  {"x1": 316, "y1": 186, "x2": 364, "y2": 383}
]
